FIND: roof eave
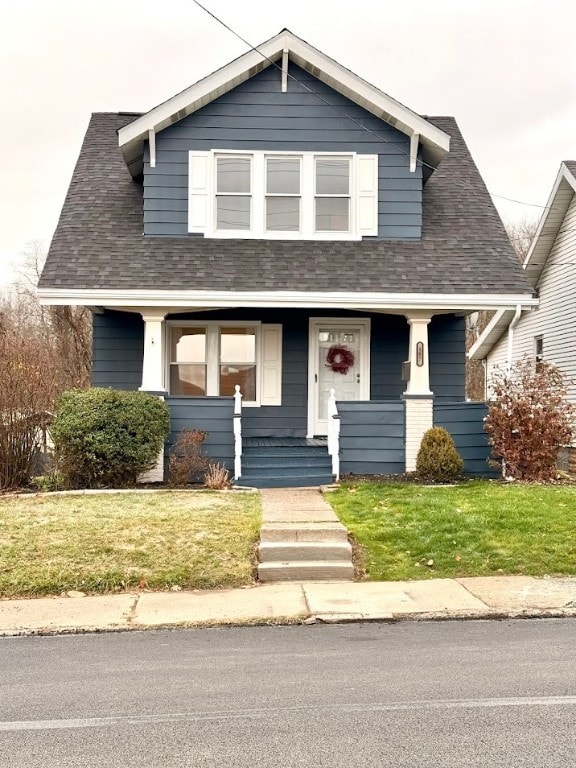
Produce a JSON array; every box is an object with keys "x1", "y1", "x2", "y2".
[{"x1": 118, "y1": 29, "x2": 450, "y2": 178}]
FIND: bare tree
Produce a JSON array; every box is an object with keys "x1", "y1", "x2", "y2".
[
  {"x1": 12, "y1": 241, "x2": 91, "y2": 390},
  {"x1": 504, "y1": 216, "x2": 540, "y2": 262}
]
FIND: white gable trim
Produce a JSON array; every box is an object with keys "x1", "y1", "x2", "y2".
[
  {"x1": 118, "y1": 30, "x2": 450, "y2": 176},
  {"x1": 523, "y1": 162, "x2": 576, "y2": 287}
]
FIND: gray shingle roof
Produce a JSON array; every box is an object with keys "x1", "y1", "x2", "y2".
[{"x1": 39, "y1": 113, "x2": 533, "y2": 295}]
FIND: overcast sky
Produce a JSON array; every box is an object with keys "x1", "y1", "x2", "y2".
[{"x1": 1, "y1": 0, "x2": 575, "y2": 284}]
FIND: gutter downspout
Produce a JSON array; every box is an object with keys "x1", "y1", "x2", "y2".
[{"x1": 506, "y1": 304, "x2": 522, "y2": 371}]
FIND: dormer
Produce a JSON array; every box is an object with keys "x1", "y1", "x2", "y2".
[{"x1": 118, "y1": 30, "x2": 450, "y2": 241}]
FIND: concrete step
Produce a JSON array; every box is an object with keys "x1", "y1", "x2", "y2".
[
  {"x1": 259, "y1": 541, "x2": 352, "y2": 562},
  {"x1": 260, "y1": 522, "x2": 349, "y2": 543},
  {"x1": 258, "y1": 561, "x2": 355, "y2": 582}
]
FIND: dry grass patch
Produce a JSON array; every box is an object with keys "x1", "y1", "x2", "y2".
[{"x1": 0, "y1": 491, "x2": 261, "y2": 597}]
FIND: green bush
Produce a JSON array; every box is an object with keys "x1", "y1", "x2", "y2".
[
  {"x1": 51, "y1": 388, "x2": 170, "y2": 488},
  {"x1": 416, "y1": 427, "x2": 463, "y2": 483}
]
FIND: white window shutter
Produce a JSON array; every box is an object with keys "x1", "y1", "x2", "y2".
[
  {"x1": 188, "y1": 151, "x2": 210, "y2": 233},
  {"x1": 260, "y1": 325, "x2": 283, "y2": 406},
  {"x1": 356, "y1": 154, "x2": 378, "y2": 236}
]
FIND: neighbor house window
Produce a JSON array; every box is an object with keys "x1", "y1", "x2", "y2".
[
  {"x1": 188, "y1": 150, "x2": 378, "y2": 239},
  {"x1": 314, "y1": 156, "x2": 351, "y2": 232},
  {"x1": 534, "y1": 335, "x2": 544, "y2": 363}
]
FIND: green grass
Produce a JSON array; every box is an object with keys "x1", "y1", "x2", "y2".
[
  {"x1": 328, "y1": 480, "x2": 576, "y2": 581},
  {"x1": 0, "y1": 491, "x2": 261, "y2": 598}
]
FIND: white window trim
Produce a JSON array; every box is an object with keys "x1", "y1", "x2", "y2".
[
  {"x1": 195, "y1": 149, "x2": 371, "y2": 241},
  {"x1": 167, "y1": 320, "x2": 262, "y2": 406}
]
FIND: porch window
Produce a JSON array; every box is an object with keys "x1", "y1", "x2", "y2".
[
  {"x1": 170, "y1": 327, "x2": 207, "y2": 396},
  {"x1": 219, "y1": 327, "x2": 257, "y2": 400},
  {"x1": 169, "y1": 324, "x2": 261, "y2": 403}
]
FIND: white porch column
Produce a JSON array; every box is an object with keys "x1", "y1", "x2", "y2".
[
  {"x1": 139, "y1": 311, "x2": 167, "y2": 393},
  {"x1": 403, "y1": 313, "x2": 434, "y2": 472},
  {"x1": 137, "y1": 311, "x2": 167, "y2": 484}
]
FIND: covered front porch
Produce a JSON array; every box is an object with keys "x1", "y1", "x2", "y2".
[{"x1": 91, "y1": 304, "x2": 493, "y2": 484}]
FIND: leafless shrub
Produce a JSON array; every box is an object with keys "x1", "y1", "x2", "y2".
[
  {"x1": 485, "y1": 358, "x2": 574, "y2": 482},
  {"x1": 167, "y1": 429, "x2": 210, "y2": 486},
  {"x1": 203, "y1": 462, "x2": 231, "y2": 490},
  {"x1": 0, "y1": 320, "x2": 58, "y2": 490}
]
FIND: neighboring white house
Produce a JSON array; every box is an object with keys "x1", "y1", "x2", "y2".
[{"x1": 470, "y1": 160, "x2": 576, "y2": 466}]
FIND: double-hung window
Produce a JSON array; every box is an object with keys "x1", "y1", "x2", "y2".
[
  {"x1": 188, "y1": 150, "x2": 378, "y2": 239},
  {"x1": 169, "y1": 323, "x2": 282, "y2": 406},
  {"x1": 265, "y1": 157, "x2": 301, "y2": 232},
  {"x1": 215, "y1": 155, "x2": 251, "y2": 231},
  {"x1": 315, "y1": 156, "x2": 351, "y2": 232}
]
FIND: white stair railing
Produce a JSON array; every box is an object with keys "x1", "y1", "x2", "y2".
[
  {"x1": 327, "y1": 387, "x2": 341, "y2": 481},
  {"x1": 233, "y1": 384, "x2": 243, "y2": 480}
]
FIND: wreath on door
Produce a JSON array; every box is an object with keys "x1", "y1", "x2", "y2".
[{"x1": 325, "y1": 345, "x2": 355, "y2": 375}]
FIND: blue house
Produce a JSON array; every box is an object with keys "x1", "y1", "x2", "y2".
[{"x1": 38, "y1": 30, "x2": 535, "y2": 486}]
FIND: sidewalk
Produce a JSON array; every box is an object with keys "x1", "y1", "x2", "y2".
[{"x1": 2, "y1": 575, "x2": 576, "y2": 636}]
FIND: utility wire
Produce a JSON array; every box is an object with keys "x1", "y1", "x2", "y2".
[{"x1": 191, "y1": 0, "x2": 549, "y2": 211}]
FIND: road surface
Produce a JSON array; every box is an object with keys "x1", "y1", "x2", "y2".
[{"x1": 1, "y1": 619, "x2": 576, "y2": 766}]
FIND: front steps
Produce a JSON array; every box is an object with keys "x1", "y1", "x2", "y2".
[
  {"x1": 257, "y1": 489, "x2": 354, "y2": 583},
  {"x1": 237, "y1": 439, "x2": 333, "y2": 489}
]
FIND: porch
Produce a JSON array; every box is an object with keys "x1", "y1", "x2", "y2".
[{"x1": 164, "y1": 394, "x2": 492, "y2": 487}]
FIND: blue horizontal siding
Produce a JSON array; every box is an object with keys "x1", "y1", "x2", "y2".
[
  {"x1": 144, "y1": 63, "x2": 422, "y2": 239},
  {"x1": 338, "y1": 401, "x2": 405, "y2": 475},
  {"x1": 92, "y1": 311, "x2": 143, "y2": 390},
  {"x1": 433, "y1": 402, "x2": 494, "y2": 476},
  {"x1": 166, "y1": 396, "x2": 235, "y2": 474}
]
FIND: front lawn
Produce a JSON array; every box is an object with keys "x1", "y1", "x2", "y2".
[
  {"x1": 0, "y1": 491, "x2": 261, "y2": 598},
  {"x1": 328, "y1": 481, "x2": 576, "y2": 581}
]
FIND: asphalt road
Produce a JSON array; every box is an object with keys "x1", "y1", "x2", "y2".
[{"x1": 1, "y1": 619, "x2": 576, "y2": 767}]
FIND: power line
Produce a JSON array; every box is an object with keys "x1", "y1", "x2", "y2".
[{"x1": 190, "y1": 0, "x2": 549, "y2": 211}]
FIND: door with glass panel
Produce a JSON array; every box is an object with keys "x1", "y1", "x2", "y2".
[{"x1": 309, "y1": 319, "x2": 370, "y2": 436}]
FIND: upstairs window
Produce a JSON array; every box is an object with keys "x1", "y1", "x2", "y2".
[
  {"x1": 216, "y1": 156, "x2": 251, "y2": 230},
  {"x1": 265, "y1": 157, "x2": 301, "y2": 232},
  {"x1": 315, "y1": 156, "x2": 350, "y2": 232},
  {"x1": 188, "y1": 150, "x2": 378, "y2": 240}
]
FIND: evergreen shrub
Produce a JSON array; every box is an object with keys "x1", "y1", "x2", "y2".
[
  {"x1": 416, "y1": 427, "x2": 463, "y2": 482},
  {"x1": 51, "y1": 388, "x2": 170, "y2": 488}
]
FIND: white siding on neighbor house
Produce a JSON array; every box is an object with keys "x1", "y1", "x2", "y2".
[{"x1": 487, "y1": 191, "x2": 576, "y2": 443}]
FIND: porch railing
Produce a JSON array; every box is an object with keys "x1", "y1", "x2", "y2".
[
  {"x1": 327, "y1": 388, "x2": 341, "y2": 481},
  {"x1": 233, "y1": 385, "x2": 242, "y2": 480}
]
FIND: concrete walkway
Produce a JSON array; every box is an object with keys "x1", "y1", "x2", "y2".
[
  {"x1": 2, "y1": 575, "x2": 576, "y2": 636},
  {"x1": 258, "y1": 488, "x2": 354, "y2": 581}
]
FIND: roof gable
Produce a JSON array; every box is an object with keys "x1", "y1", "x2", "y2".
[
  {"x1": 469, "y1": 161, "x2": 576, "y2": 360},
  {"x1": 118, "y1": 29, "x2": 450, "y2": 178},
  {"x1": 523, "y1": 161, "x2": 576, "y2": 286}
]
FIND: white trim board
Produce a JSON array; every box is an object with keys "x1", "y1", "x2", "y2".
[
  {"x1": 118, "y1": 29, "x2": 450, "y2": 177},
  {"x1": 38, "y1": 288, "x2": 538, "y2": 312}
]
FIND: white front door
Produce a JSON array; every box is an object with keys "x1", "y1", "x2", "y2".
[{"x1": 308, "y1": 319, "x2": 370, "y2": 436}]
